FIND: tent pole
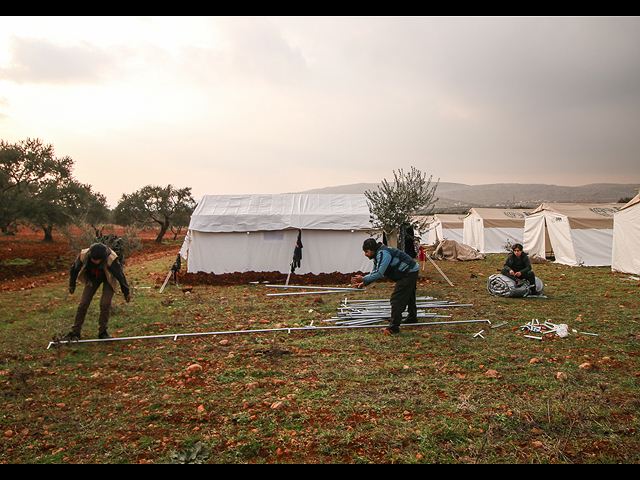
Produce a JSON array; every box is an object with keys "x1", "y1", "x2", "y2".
[
  {"x1": 46, "y1": 318, "x2": 491, "y2": 349},
  {"x1": 427, "y1": 256, "x2": 454, "y2": 287}
]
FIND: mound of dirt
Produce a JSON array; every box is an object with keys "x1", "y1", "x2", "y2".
[{"x1": 180, "y1": 270, "x2": 371, "y2": 287}]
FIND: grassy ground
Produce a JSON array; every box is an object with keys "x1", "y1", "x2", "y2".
[{"x1": 1, "y1": 252, "x2": 639, "y2": 463}]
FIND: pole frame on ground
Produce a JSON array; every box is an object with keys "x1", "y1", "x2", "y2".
[{"x1": 47, "y1": 318, "x2": 491, "y2": 349}]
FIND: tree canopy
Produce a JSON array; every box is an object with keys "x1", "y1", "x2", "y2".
[
  {"x1": 113, "y1": 184, "x2": 196, "y2": 243},
  {"x1": 0, "y1": 138, "x2": 109, "y2": 240},
  {"x1": 365, "y1": 167, "x2": 438, "y2": 250}
]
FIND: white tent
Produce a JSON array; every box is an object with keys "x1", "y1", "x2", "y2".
[
  {"x1": 523, "y1": 203, "x2": 621, "y2": 267},
  {"x1": 462, "y1": 208, "x2": 533, "y2": 254},
  {"x1": 612, "y1": 194, "x2": 640, "y2": 275},
  {"x1": 418, "y1": 214, "x2": 465, "y2": 245},
  {"x1": 180, "y1": 194, "x2": 377, "y2": 275}
]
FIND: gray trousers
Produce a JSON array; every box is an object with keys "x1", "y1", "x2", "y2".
[{"x1": 71, "y1": 281, "x2": 114, "y2": 336}]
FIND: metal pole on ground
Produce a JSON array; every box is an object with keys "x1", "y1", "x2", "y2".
[{"x1": 47, "y1": 319, "x2": 491, "y2": 349}]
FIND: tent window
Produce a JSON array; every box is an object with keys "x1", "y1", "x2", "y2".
[{"x1": 263, "y1": 231, "x2": 285, "y2": 242}]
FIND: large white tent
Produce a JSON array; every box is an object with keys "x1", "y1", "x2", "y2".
[
  {"x1": 462, "y1": 208, "x2": 533, "y2": 254},
  {"x1": 523, "y1": 203, "x2": 620, "y2": 267},
  {"x1": 612, "y1": 194, "x2": 640, "y2": 275},
  {"x1": 180, "y1": 194, "x2": 378, "y2": 275}
]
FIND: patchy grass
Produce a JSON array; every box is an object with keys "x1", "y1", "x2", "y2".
[{"x1": 1, "y1": 252, "x2": 639, "y2": 463}]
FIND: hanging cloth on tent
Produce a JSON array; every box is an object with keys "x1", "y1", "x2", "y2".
[
  {"x1": 291, "y1": 229, "x2": 303, "y2": 273},
  {"x1": 171, "y1": 254, "x2": 181, "y2": 283}
]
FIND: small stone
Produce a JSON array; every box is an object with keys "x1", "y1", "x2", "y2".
[{"x1": 186, "y1": 364, "x2": 203, "y2": 374}]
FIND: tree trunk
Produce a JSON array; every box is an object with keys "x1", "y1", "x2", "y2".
[
  {"x1": 155, "y1": 220, "x2": 170, "y2": 243},
  {"x1": 42, "y1": 225, "x2": 54, "y2": 242}
]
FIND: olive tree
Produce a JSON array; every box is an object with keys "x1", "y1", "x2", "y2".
[
  {"x1": 364, "y1": 167, "x2": 438, "y2": 252},
  {"x1": 113, "y1": 184, "x2": 196, "y2": 243},
  {"x1": 0, "y1": 138, "x2": 109, "y2": 240}
]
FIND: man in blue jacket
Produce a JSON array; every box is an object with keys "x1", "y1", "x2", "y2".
[{"x1": 351, "y1": 238, "x2": 420, "y2": 335}]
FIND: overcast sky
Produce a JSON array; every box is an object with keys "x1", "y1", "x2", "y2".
[{"x1": 1, "y1": 16, "x2": 639, "y2": 206}]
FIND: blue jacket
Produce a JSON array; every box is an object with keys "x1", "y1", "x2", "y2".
[{"x1": 363, "y1": 245, "x2": 419, "y2": 285}]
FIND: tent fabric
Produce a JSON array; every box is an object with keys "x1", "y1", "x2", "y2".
[
  {"x1": 180, "y1": 194, "x2": 377, "y2": 275},
  {"x1": 612, "y1": 194, "x2": 640, "y2": 275},
  {"x1": 431, "y1": 239, "x2": 485, "y2": 261},
  {"x1": 523, "y1": 203, "x2": 620, "y2": 267},
  {"x1": 463, "y1": 208, "x2": 533, "y2": 254},
  {"x1": 417, "y1": 214, "x2": 465, "y2": 245},
  {"x1": 487, "y1": 274, "x2": 544, "y2": 298},
  {"x1": 186, "y1": 193, "x2": 371, "y2": 233}
]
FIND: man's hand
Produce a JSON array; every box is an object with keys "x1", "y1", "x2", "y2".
[
  {"x1": 125, "y1": 294, "x2": 132, "y2": 303},
  {"x1": 68, "y1": 286, "x2": 75, "y2": 295},
  {"x1": 351, "y1": 275, "x2": 365, "y2": 289}
]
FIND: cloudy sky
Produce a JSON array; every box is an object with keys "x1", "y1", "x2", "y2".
[{"x1": 1, "y1": 16, "x2": 639, "y2": 206}]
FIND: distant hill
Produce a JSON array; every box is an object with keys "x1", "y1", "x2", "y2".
[{"x1": 295, "y1": 182, "x2": 640, "y2": 213}]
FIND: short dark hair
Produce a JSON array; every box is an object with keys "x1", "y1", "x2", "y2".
[
  {"x1": 362, "y1": 238, "x2": 379, "y2": 251},
  {"x1": 88, "y1": 243, "x2": 108, "y2": 261},
  {"x1": 512, "y1": 243, "x2": 523, "y2": 251}
]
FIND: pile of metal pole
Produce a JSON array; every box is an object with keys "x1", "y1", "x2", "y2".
[
  {"x1": 264, "y1": 284, "x2": 364, "y2": 296},
  {"x1": 327, "y1": 296, "x2": 473, "y2": 326}
]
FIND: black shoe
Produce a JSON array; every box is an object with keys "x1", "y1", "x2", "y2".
[
  {"x1": 403, "y1": 318, "x2": 418, "y2": 324},
  {"x1": 61, "y1": 332, "x2": 80, "y2": 342},
  {"x1": 98, "y1": 331, "x2": 112, "y2": 340}
]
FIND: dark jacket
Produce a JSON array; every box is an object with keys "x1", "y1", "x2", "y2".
[
  {"x1": 363, "y1": 244, "x2": 419, "y2": 285},
  {"x1": 501, "y1": 252, "x2": 532, "y2": 276},
  {"x1": 70, "y1": 245, "x2": 130, "y2": 296}
]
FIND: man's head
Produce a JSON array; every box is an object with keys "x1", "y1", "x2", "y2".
[
  {"x1": 88, "y1": 243, "x2": 108, "y2": 265},
  {"x1": 362, "y1": 238, "x2": 380, "y2": 259},
  {"x1": 512, "y1": 243, "x2": 523, "y2": 258}
]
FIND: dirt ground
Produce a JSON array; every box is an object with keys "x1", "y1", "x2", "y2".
[
  {"x1": 0, "y1": 227, "x2": 180, "y2": 293},
  {"x1": 0, "y1": 227, "x2": 365, "y2": 292}
]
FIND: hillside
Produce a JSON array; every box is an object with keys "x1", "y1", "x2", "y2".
[{"x1": 296, "y1": 182, "x2": 639, "y2": 213}]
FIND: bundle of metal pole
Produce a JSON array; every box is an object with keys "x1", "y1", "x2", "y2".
[
  {"x1": 332, "y1": 313, "x2": 452, "y2": 326},
  {"x1": 46, "y1": 318, "x2": 491, "y2": 349},
  {"x1": 266, "y1": 285, "x2": 363, "y2": 291},
  {"x1": 265, "y1": 284, "x2": 365, "y2": 296},
  {"x1": 267, "y1": 290, "x2": 362, "y2": 296}
]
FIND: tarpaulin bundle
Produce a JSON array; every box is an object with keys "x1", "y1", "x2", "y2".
[{"x1": 487, "y1": 274, "x2": 531, "y2": 298}]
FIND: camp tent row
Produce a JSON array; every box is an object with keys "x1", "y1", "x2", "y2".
[
  {"x1": 420, "y1": 202, "x2": 638, "y2": 271},
  {"x1": 180, "y1": 193, "x2": 639, "y2": 276},
  {"x1": 418, "y1": 208, "x2": 534, "y2": 254}
]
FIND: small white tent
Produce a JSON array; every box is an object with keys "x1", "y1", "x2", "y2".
[
  {"x1": 423, "y1": 214, "x2": 465, "y2": 245},
  {"x1": 523, "y1": 203, "x2": 620, "y2": 267},
  {"x1": 612, "y1": 194, "x2": 640, "y2": 275},
  {"x1": 180, "y1": 194, "x2": 377, "y2": 275},
  {"x1": 463, "y1": 208, "x2": 533, "y2": 254}
]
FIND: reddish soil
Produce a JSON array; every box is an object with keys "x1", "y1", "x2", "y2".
[
  {"x1": 0, "y1": 227, "x2": 179, "y2": 293},
  {"x1": 1, "y1": 227, "x2": 375, "y2": 292}
]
